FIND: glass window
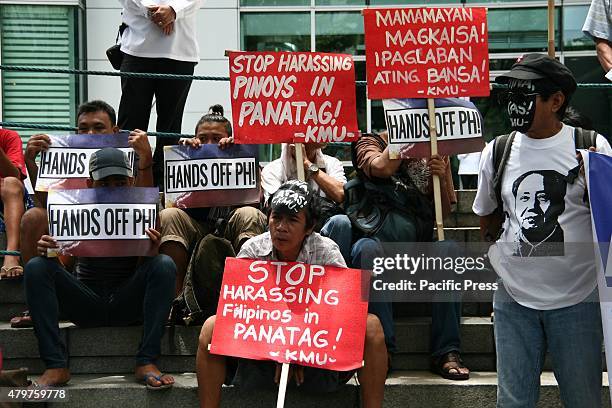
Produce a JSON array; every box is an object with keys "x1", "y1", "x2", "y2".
[
  {"x1": 241, "y1": 12, "x2": 310, "y2": 51},
  {"x1": 241, "y1": 0, "x2": 309, "y2": 6},
  {"x1": 370, "y1": 0, "x2": 462, "y2": 4},
  {"x1": 0, "y1": 5, "x2": 80, "y2": 145},
  {"x1": 565, "y1": 56, "x2": 612, "y2": 139},
  {"x1": 315, "y1": 12, "x2": 364, "y2": 55},
  {"x1": 316, "y1": 0, "x2": 365, "y2": 5},
  {"x1": 562, "y1": 5, "x2": 592, "y2": 51},
  {"x1": 488, "y1": 8, "x2": 560, "y2": 52},
  {"x1": 489, "y1": 58, "x2": 519, "y2": 72}
]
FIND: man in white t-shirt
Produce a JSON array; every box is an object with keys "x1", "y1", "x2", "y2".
[
  {"x1": 262, "y1": 143, "x2": 352, "y2": 261},
  {"x1": 473, "y1": 53, "x2": 611, "y2": 407}
]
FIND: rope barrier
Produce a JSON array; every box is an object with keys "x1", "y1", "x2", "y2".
[
  {"x1": 2, "y1": 65, "x2": 611, "y2": 88},
  {"x1": 0, "y1": 65, "x2": 228, "y2": 82},
  {"x1": 0, "y1": 250, "x2": 21, "y2": 257},
  {"x1": 0, "y1": 122, "x2": 192, "y2": 139}
]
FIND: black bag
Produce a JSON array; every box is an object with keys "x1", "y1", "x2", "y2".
[
  {"x1": 313, "y1": 195, "x2": 344, "y2": 231},
  {"x1": 345, "y1": 132, "x2": 434, "y2": 242},
  {"x1": 106, "y1": 23, "x2": 127, "y2": 70},
  {"x1": 344, "y1": 175, "x2": 433, "y2": 242},
  {"x1": 169, "y1": 232, "x2": 236, "y2": 326}
]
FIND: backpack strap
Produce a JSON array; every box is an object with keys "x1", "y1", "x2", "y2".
[
  {"x1": 492, "y1": 131, "x2": 517, "y2": 209},
  {"x1": 574, "y1": 126, "x2": 598, "y2": 150},
  {"x1": 566, "y1": 127, "x2": 598, "y2": 184}
]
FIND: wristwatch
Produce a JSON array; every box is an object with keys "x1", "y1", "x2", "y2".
[{"x1": 307, "y1": 163, "x2": 320, "y2": 176}]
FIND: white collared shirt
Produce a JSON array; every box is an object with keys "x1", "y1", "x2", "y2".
[
  {"x1": 119, "y1": 0, "x2": 200, "y2": 62},
  {"x1": 262, "y1": 148, "x2": 347, "y2": 202}
]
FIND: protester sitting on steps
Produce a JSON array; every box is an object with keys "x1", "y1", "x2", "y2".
[
  {"x1": 21, "y1": 100, "x2": 153, "y2": 265},
  {"x1": 349, "y1": 131, "x2": 469, "y2": 380},
  {"x1": 0, "y1": 128, "x2": 33, "y2": 279},
  {"x1": 12, "y1": 100, "x2": 154, "y2": 328},
  {"x1": 262, "y1": 142, "x2": 352, "y2": 262},
  {"x1": 196, "y1": 180, "x2": 387, "y2": 408},
  {"x1": 159, "y1": 104, "x2": 266, "y2": 297},
  {"x1": 24, "y1": 147, "x2": 176, "y2": 389}
]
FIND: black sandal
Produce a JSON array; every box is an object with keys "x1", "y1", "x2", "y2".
[{"x1": 431, "y1": 351, "x2": 470, "y2": 381}]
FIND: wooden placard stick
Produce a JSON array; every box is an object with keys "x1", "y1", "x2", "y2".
[
  {"x1": 427, "y1": 98, "x2": 445, "y2": 241},
  {"x1": 276, "y1": 363, "x2": 290, "y2": 408},
  {"x1": 547, "y1": 0, "x2": 555, "y2": 57}
]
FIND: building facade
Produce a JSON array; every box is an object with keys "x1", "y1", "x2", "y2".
[{"x1": 0, "y1": 0, "x2": 609, "y2": 163}]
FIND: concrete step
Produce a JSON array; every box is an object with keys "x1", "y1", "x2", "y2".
[
  {"x1": 455, "y1": 189, "x2": 477, "y2": 214},
  {"x1": 21, "y1": 371, "x2": 611, "y2": 408},
  {"x1": 442, "y1": 226, "x2": 481, "y2": 242},
  {"x1": 1, "y1": 318, "x2": 495, "y2": 374},
  {"x1": 0, "y1": 279, "x2": 25, "y2": 304},
  {"x1": 6, "y1": 317, "x2": 595, "y2": 374},
  {"x1": 444, "y1": 212, "x2": 480, "y2": 228}
]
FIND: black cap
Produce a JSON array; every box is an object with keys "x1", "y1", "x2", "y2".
[
  {"x1": 270, "y1": 180, "x2": 311, "y2": 214},
  {"x1": 89, "y1": 147, "x2": 132, "y2": 181},
  {"x1": 495, "y1": 53, "x2": 577, "y2": 96}
]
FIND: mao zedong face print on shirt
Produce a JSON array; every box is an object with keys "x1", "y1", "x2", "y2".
[{"x1": 512, "y1": 170, "x2": 567, "y2": 257}]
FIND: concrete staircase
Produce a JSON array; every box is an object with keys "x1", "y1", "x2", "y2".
[{"x1": 0, "y1": 190, "x2": 609, "y2": 407}]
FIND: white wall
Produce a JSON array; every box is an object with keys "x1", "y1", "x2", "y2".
[{"x1": 85, "y1": 0, "x2": 238, "y2": 136}]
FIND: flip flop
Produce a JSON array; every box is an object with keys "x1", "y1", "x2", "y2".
[
  {"x1": 140, "y1": 372, "x2": 173, "y2": 390},
  {"x1": 27, "y1": 380, "x2": 67, "y2": 400},
  {"x1": 11, "y1": 311, "x2": 33, "y2": 328},
  {"x1": 0, "y1": 265, "x2": 24, "y2": 280}
]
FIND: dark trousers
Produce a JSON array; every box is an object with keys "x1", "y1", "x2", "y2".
[
  {"x1": 350, "y1": 238, "x2": 462, "y2": 356},
  {"x1": 24, "y1": 255, "x2": 176, "y2": 368},
  {"x1": 118, "y1": 54, "x2": 196, "y2": 186}
]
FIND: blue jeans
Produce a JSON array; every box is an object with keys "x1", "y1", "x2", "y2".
[
  {"x1": 24, "y1": 255, "x2": 176, "y2": 368},
  {"x1": 494, "y1": 283, "x2": 603, "y2": 408},
  {"x1": 350, "y1": 237, "x2": 396, "y2": 353},
  {"x1": 320, "y1": 214, "x2": 352, "y2": 263},
  {"x1": 350, "y1": 238, "x2": 463, "y2": 357}
]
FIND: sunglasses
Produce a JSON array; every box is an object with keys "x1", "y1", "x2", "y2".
[{"x1": 497, "y1": 91, "x2": 540, "y2": 105}]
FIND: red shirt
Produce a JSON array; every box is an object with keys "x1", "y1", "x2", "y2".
[{"x1": 0, "y1": 129, "x2": 26, "y2": 180}]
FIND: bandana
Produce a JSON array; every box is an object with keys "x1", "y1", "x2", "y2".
[
  {"x1": 270, "y1": 181, "x2": 310, "y2": 214},
  {"x1": 507, "y1": 79, "x2": 537, "y2": 133}
]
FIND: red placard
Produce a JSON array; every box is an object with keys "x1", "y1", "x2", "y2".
[
  {"x1": 210, "y1": 258, "x2": 369, "y2": 371},
  {"x1": 364, "y1": 7, "x2": 489, "y2": 99},
  {"x1": 229, "y1": 51, "x2": 360, "y2": 144}
]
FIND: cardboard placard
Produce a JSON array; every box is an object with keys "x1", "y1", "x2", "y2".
[
  {"x1": 210, "y1": 258, "x2": 369, "y2": 371},
  {"x1": 229, "y1": 51, "x2": 360, "y2": 144},
  {"x1": 364, "y1": 7, "x2": 489, "y2": 99},
  {"x1": 47, "y1": 187, "x2": 158, "y2": 257},
  {"x1": 35, "y1": 133, "x2": 135, "y2": 192},
  {"x1": 164, "y1": 144, "x2": 260, "y2": 208},
  {"x1": 384, "y1": 98, "x2": 485, "y2": 158}
]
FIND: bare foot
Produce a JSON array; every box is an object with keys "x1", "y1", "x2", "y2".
[
  {"x1": 135, "y1": 364, "x2": 174, "y2": 388},
  {"x1": 36, "y1": 368, "x2": 71, "y2": 386}
]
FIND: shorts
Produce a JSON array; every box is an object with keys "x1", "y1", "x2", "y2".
[{"x1": 230, "y1": 359, "x2": 355, "y2": 394}]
